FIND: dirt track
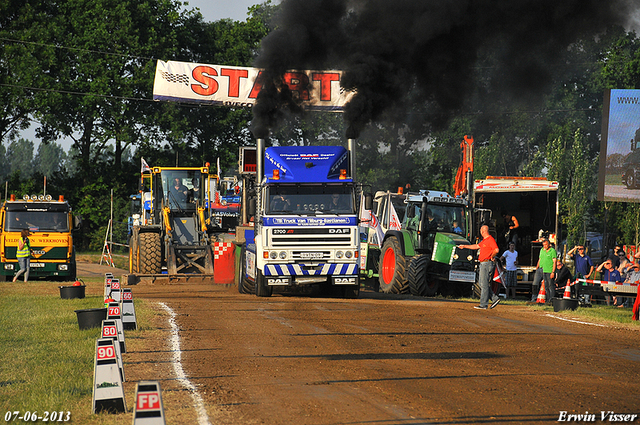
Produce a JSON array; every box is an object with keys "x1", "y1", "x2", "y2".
[{"x1": 116, "y1": 278, "x2": 640, "y2": 425}]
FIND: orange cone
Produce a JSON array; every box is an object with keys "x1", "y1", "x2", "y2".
[
  {"x1": 536, "y1": 283, "x2": 547, "y2": 304},
  {"x1": 563, "y1": 282, "x2": 572, "y2": 299}
]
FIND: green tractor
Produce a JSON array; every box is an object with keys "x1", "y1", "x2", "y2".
[{"x1": 372, "y1": 190, "x2": 476, "y2": 297}]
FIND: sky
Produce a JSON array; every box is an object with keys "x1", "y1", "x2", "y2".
[{"x1": 183, "y1": 0, "x2": 265, "y2": 22}]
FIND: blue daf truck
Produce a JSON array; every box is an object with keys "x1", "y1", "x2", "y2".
[{"x1": 239, "y1": 141, "x2": 366, "y2": 298}]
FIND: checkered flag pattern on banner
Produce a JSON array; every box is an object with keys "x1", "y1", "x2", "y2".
[{"x1": 160, "y1": 70, "x2": 189, "y2": 86}]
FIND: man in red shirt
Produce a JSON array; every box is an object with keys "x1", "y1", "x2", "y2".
[{"x1": 460, "y1": 225, "x2": 501, "y2": 309}]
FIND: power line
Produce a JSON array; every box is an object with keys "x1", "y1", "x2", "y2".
[{"x1": 0, "y1": 37, "x2": 156, "y2": 63}]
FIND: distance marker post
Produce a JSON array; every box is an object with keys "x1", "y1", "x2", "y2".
[
  {"x1": 110, "y1": 278, "x2": 121, "y2": 302},
  {"x1": 133, "y1": 381, "x2": 166, "y2": 425},
  {"x1": 92, "y1": 338, "x2": 126, "y2": 414},
  {"x1": 121, "y1": 288, "x2": 138, "y2": 330},
  {"x1": 101, "y1": 320, "x2": 124, "y2": 382}
]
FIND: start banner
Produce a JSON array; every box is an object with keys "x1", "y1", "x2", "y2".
[{"x1": 152, "y1": 60, "x2": 354, "y2": 111}]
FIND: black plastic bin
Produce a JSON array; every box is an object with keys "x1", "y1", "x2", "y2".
[
  {"x1": 59, "y1": 285, "x2": 86, "y2": 299},
  {"x1": 74, "y1": 308, "x2": 107, "y2": 330}
]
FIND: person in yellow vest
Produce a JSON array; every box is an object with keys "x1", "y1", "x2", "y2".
[{"x1": 13, "y1": 229, "x2": 31, "y2": 282}]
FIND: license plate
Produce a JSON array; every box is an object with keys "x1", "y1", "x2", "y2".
[
  {"x1": 300, "y1": 252, "x2": 323, "y2": 259},
  {"x1": 30, "y1": 263, "x2": 45, "y2": 268},
  {"x1": 449, "y1": 270, "x2": 476, "y2": 282}
]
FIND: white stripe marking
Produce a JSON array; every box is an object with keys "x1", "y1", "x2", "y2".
[
  {"x1": 159, "y1": 302, "x2": 212, "y2": 425},
  {"x1": 544, "y1": 313, "x2": 607, "y2": 327}
]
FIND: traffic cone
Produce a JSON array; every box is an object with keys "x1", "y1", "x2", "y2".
[
  {"x1": 563, "y1": 282, "x2": 572, "y2": 299},
  {"x1": 536, "y1": 283, "x2": 547, "y2": 304}
]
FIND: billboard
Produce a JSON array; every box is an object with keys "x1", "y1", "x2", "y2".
[
  {"x1": 152, "y1": 60, "x2": 354, "y2": 111},
  {"x1": 598, "y1": 89, "x2": 640, "y2": 202}
]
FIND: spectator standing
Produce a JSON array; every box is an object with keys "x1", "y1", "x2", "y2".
[
  {"x1": 502, "y1": 212, "x2": 520, "y2": 247},
  {"x1": 567, "y1": 245, "x2": 594, "y2": 279},
  {"x1": 500, "y1": 241, "x2": 518, "y2": 299},
  {"x1": 13, "y1": 229, "x2": 31, "y2": 283},
  {"x1": 537, "y1": 238, "x2": 557, "y2": 301},
  {"x1": 459, "y1": 225, "x2": 501, "y2": 310}
]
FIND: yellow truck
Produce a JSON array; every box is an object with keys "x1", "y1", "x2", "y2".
[{"x1": 0, "y1": 194, "x2": 79, "y2": 281}]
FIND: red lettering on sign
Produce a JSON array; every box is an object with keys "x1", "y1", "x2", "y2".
[
  {"x1": 102, "y1": 325, "x2": 117, "y2": 338},
  {"x1": 248, "y1": 70, "x2": 264, "y2": 99},
  {"x1": 312, "y1": 72, "x2": 339, "y2": 101},
  {"x1": 191, "y1": 66, "x2": 219, "y2": 96},
  {"x1": 220, "y1": 68, "x2": 248, "y2": 98},
  {"x1": 97, "y1": 346, "x2": 116, "y2": 360},
  {"x1": 137, "y1": 393, "x2": 160, "y2": 410},
  {"x1": 283, "y1": 72, "x2": 309, "y2": 101}
]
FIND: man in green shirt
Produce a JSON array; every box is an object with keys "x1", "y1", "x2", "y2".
[{"x1": 536, "y1": 238, "x2": 557, "y2": 301}]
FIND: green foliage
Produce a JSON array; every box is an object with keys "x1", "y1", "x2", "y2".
[{"x1": 547, "y1": 127, "x2": 597, "y2": 246}]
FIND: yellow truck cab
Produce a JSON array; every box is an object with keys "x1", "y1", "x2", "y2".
[{"x1": 0, "y1": 194, "x2": 78, "y2": 281}]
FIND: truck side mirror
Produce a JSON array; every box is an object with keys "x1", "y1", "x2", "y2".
[
  {"x1": 364, "y1": 194, "x2": 373, "y2": 211},
  {"x1": 73, "y1": 215, "x2": 83, "y2": 230}
]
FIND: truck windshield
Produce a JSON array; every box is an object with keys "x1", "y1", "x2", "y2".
[
  {"x1": 423, "y1": 204, "x2": 467, "y2": 235},
  {"x1": 5, "y1": 211, "x2": 69, "y2": 232},
  {"x1": 266, "y1": 186, "x2": 355, "y2": 215},
  {"x1": 161, "y1": 170, "x2": 202, "y2": 211}
]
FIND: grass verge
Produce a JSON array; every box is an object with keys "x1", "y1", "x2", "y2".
[{"x1": 0, "y1": 278, "x2": 155, "y2": 424}]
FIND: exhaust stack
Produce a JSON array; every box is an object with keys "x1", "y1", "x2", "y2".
[{"x1": 347, "y1": 138, "x2": 356, "y2": 180}]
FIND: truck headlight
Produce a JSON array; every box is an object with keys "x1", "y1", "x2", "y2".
[
  {"x1": 345, "y1": 251, "x2": 353, "y2": 259},
  {"x1": 58, "y1": 264, "x2": 68, "y2": 271},
  {"x1": 452, "y1": 253, "x2": 459, "y2": 260},
  {"x1": 279, "y1": 251, "x2": 287, "y2": 259},
  {"x1": 467, "y1": 255, "x2": 473, "y2": 261},
  {"x1": 4, "y1": 264, "x2": 14, "y2": 270},
  {"x1": 336, "y1": 251, "x2": 344, "y2": 258},
  {"x1": 270, "y1": 251, "x2": 278, "y2": 259}
]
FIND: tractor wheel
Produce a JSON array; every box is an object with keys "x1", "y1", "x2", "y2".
[
  {"x1": 626, "y1": 170, "x2": 637, "y2": 189},
  {"x1": 378, "y1": 236, "x2": 408, "y2": 294},
  {"x1": 408, "y1": 254, "x2": 428, "y2": 296},
  {"x1": 138, "y1": 232, "x2": 162, "y2": 274},
  {"x1": 255, "y1": 270, "x2": 272, "y2": 297},
  {"x1": 472, "y1": 281, "x2": 482, "y2": 299}
]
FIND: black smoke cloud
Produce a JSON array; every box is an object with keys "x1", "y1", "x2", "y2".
[{"x1": 251, "y1": 0, "x2": 633, "y2": 139}]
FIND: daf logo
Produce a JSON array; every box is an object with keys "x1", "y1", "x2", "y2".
[
  {"x1": 335, "y1": 277, "x2": 356, "y2": 284},
  {"x1": 267, "y1": 278, "x2": 288, "y2": 284},
  {"x1": 329, "y1": 229, "x2": 349, "y2": 234}
]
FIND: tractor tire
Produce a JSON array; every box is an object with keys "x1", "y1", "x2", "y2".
[
  {"x1": 472, "y1": 281, "x2": 482, "y2": 299},
  {"x1": 138, "y1": 232, "x2": 162, "y2": 274},
  {"x1": 255, "y1": 270, "x2": 272, "y2": 297},
  {"x1": 410, "y1": 254, "x2": 440, "y2": 297},
  {"x1": 625, "y1": 169, "x2": 637, "y2": 189},
  {"x1": 238, "y1": 248, "x2": 255, "y2": 294},
  {"x1": 378, "y1": 236, "x2": 408, "y2": 294},
  {"x1": 408, "y1": 254, "x2": 428, "y2": 296}
]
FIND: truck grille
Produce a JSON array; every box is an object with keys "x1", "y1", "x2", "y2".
[{"x1": 291, "y1": 251, "x2": 331, "y2": 259}]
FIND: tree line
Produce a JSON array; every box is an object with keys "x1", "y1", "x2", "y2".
[{"x1": 2, "y1": 0, "x2": 640, "y2": 252}]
